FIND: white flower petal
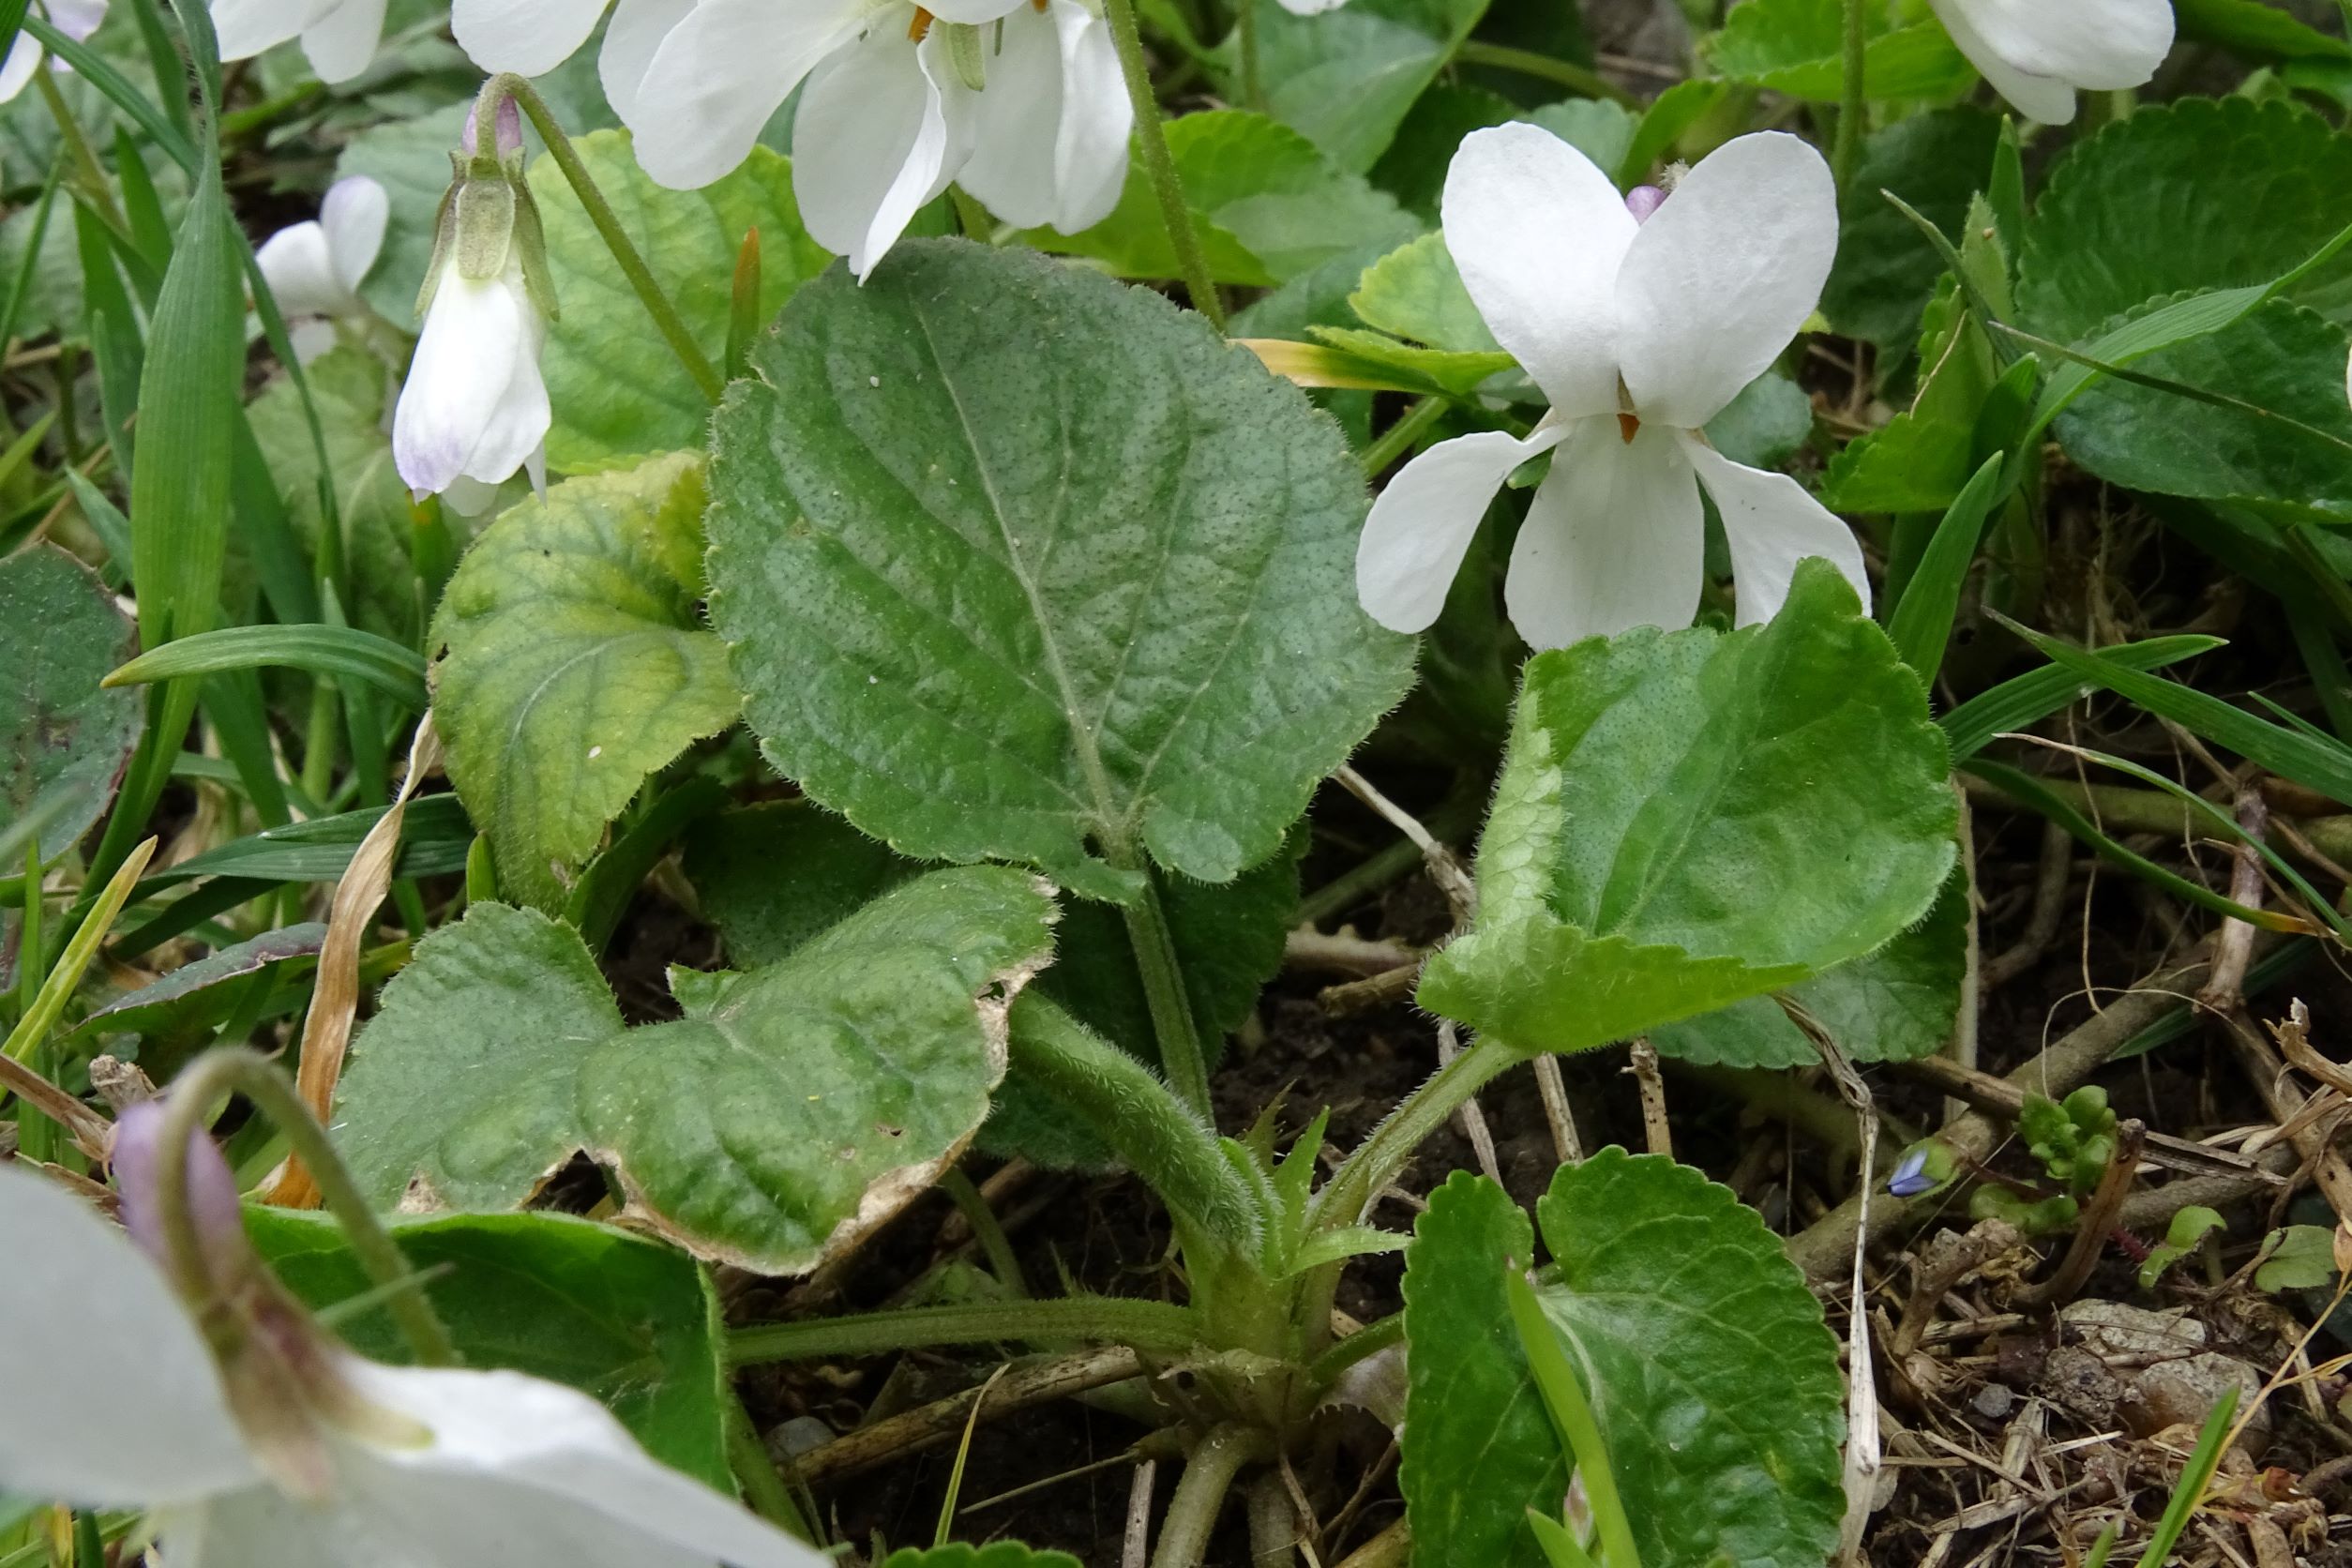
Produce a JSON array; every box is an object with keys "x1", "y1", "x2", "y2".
[
  {"x1": 1043, "y1": 0, "x2": 1132, "y2": 233},
  {"x1": 394, "y1": 261, "x2": 541, "y2": 496},
  {"x1": 1440, "y1": 121, "x2": 1636, "y2": 421},
  {"x1": 1615, "y1": 131, "x2": 1838, "y2": 430},
  {"x1": 599, "y1": 0, "x2": 696, "y2": 125},
  {"x1": 1357, "y1": 424, "x2": 1567, "y2": 634},
  {"x1": 1505, "y1": 416, "x2": 1703, "y2": 650},
  {"x1": 334, "y1": 1360, "x2": 828, "y2": 1568},
  {"x1": 1926, "y1": 0, "x2": 2081, "y2": 122},
  {"x1": 1939, "y1": 0, "x2": 2170, "y2": 91},
  {"x1": 321, "y1": 174, "x2": 388, "y2": 294},
  {"x1": 794, "y1": 23, "x2": 962, "y2": 279},
  {"x1": 1276, "y1": 0, "x2": 1350, "y2": 12},
  {"x1": 210, "y1": 0, "x2": 341, "y2": 62},
  {"x1": 298, "y1": 0, "x2": 387, "y2": 83},
  {"x1": 626, "y1": 0, "x2": 862, "y2": 189},
  {"x1": 0, "y1": 34, "x2": 45, "y2": 104},
  {"x1": 920, "y1": 0, "x2": 1031, "y2": 23},
  {"x1": 1679, "y1": 433, "x2": 1869, "y2": 626},
  {"x1": 462, "y1": 305, "x2": 551, "y2": 489},
  {"x1": 51, "y1": 0, "x2": 110, "y2": 40},
  {"x1": 453, "y1": 0, "x2": 611, "y2": 76},
  {"x1": 255, "y1": 220, "x2": 351, "y2": 317},
  {"x1": 947, "y1": 4, "x2": 1063, "y2": 228},
  {"x1": 0, "y1": 1164, "x2": 256, "y2": 1507},
  {"x1": 288, "y1": 317, "x2": 340, "y2": 364}
]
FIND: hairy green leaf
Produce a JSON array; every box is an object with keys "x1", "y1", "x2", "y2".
[{"x1": 0, "y1": 547, "x2": 143, "y2": 866}]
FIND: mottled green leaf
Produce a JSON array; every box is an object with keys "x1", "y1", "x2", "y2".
[
  {"x1": 706, "y1": 238, "x2": 1416, "y2": 904},
  {"x1": 1534, "y1": 1151, "x2": 1846, "y2": 1568},
  {"x1": 1419, "y1": 563, "x2": 1956, "y2": 1056},
  {"x1": 2020, "y1": 98, "x2": 2352, "y2": 340},
  {"x1": 531, "y1": 131, "x2": 831, "y2": 472},
  {"x1": 248, "y1": 1207, "x2": 731, "y2": 1489},
  {"x1": 0, "y1": 546, "x2": 143, "y2": 865},
  {"x1": 430, "y1": 453, "x2": 739, "y2": 911}
]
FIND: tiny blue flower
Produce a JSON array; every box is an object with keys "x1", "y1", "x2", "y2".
[{"x1": 1887, "y1": 1146, "x2": 1934, "y2": 1199}]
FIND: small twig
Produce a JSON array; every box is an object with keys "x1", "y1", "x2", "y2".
[
  {"x1": 1438, "y1": 1022, "x2": 1501, "y2": 1186},
  {"x1": 2227, "y1": 1003, "x2": 2352, "y2": 1230},
  {"x1": 1318, "y1": 964, "x2": 1422, "y2": 1018},
  {"x1": 1985, "y1": 820, "x2": 2073, "y2": 989},
  {"x1": 1285, "y1": 928, "x2": 1420, "y2": 978},
  {"x1": 795, "y1": 1347, "x2": 1147, "y2": 1484},
  {"x1": 1124, "y1": 1458, "x2": 1159, "y2": 1568},
  {"x1": 1532, "y1": 1056, "x2": 1582, "y2": 1164},
  {"x1": 1332, "y1": 767, "x2": 1476, "y2": 925},
  {"x1": 1627, "y1": 1040, "x2": 1672, "y2": 1158}
]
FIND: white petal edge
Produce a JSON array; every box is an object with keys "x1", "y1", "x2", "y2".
[
  {"x1": 1937, "y1": 0, "x2": 2171, "y2": 90},
  {"x1": 1046, "y1": 0, "x2": 1133, "y2": 234},
  {"x1": 1505, "y1": 416, "x2": 1704, "y2": 650},
  {"x1": 453, "y1": 0, "x2": 611, "y2": 77},
  {"x1": 321, "y1": 174, "x2": 389, "y2": 296},
  {"x1": 338, "y1": 1359, "x2": 829, "y2": 1568},
  {"x1": 0, "y1": 1163, "x2": 256, "y2": 1507},
  {"x1": 254, "y1": 220, "x2": 352, "y2": 317},
  {"x1": 393, "y1": 262, "x2": 533, "y2": 496},
  {"x1": 51, "y1": 0, "x2": 110, "y2": 40},
  {"x1": 1679, "y1": 433, "x2": 1870, "y2": 627},
  {"x1": 211, "y1": 0, "x2": 343, "y2": 62},
  {"x1": 1441, "y1": 122, "x2": 1636, "y2": 421},
  {"x1": 1356, "y1": 423, "x2": 1568, "y2": 634},
  {"x1": 0, "y1": 35, "x2": 46, "y2": 106},
  {"x1": 626, "y1": 0, "x2": 863, "y2": 189},
  {"x1": 1615, "y1": 130, "x2": 1838, "y2": 430},
  {"x1": 598, "y1": 0, "x2": 695, "y2": 126},
  {"x1": 951, "y1": 2, "x2": 1066, "y2": 229},
  {"x1": 793, "y1": 23, "x2": 962, "y2": 279},
  {"x1": 1926, "y1": 0, "x2": 2080, "y2": 123},
  {"x1": 298, "y1": 0, "x2": 388, "y2": 83}
]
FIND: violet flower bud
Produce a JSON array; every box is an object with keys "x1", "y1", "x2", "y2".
[
  {"x1": 112, "y1": 1099, "x2": 249, "y2": 1280},
  {"x1": 1624, "y1": 184, "x2": 1666, "y2": 223},
  {"x1": 459, "y1": 86, "x2": 524, "y2": 159}
]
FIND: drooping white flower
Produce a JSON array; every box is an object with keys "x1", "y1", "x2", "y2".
[
  {"x1": 392, "y1": 97, "x2": 555, "y2": 503},
  {"x1": 1274, "y1": 0, "x2": 1348, "y2": 13},
  {"x1": 1355, "y1": 123, "x2": 1865, "y2": 650},
  {"x1": 0, "y1": 0, "x2": 109, "y2": 104},
  {"x1": 456, "y1": 0, "x2": 1130, "y2": 279},
  {"x1": 212, "y1": 0, "x2": 389, "y2": 84},
  {"x1": 1924, "y1": 0, "x2": 2172, "y2": 125},
  {"x1": 255, "y1": 174, "x2": 388, "y2": 362},
  {"x1": 0, "y1": 1116, "x2": 827, "y2": 1567}
]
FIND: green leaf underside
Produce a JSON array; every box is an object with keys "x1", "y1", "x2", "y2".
[
  {"x1": 706, "y1": 238, "x2": 1415, "y2": 904},
  {"x1": 337, "y1": 868, "x2": 1056, "y2": 1274},
  {"x1": 532, "y1": 132, "x2": 831, "y2": 472},
  {"x1": 680, "y1": 800, "x2": 1298, "y2": 1168},
  {"x1": 1534, "y1": 1151, "x2": 1847, "y2": 1568},
  {"x1": 1420, "y1": 564, "x2": 1956, "y2": 1055},
  {"x1": 1651, "y1": 867, "x2": 1967, "y2": 1068},
  {"x1": 0, "y1": 545, "x2": 143, "y2": 864},
  {"x1": 74, "y1": 922, "x2": 326, "y2": 1039},
  {"x1": 247, "y1": 1207, "x2": 730, "y2": 1489},
  {"x1": 1402, "y1": 1171, "x2": 1564, "y2": 1568},
  {"x1": 430, "y1": 452, "x2": 740, "y2": 912},
  {"x1": 2020, "y1": 98, "x2": 2352, "y2": 342}
]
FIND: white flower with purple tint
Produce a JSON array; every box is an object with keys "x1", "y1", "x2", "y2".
[
  {"x1": 1924, "y1": 0, "x2": 2172, "y2": 126},
  {"x1": 0, "y1": 1103, "x2": 827, "y2": 1567},
  {"x1": 392, "y1": 94, "x2": 554, "y2": 506},
  {"x1": 0, "y1": 1, "x2": 109, "y2": 104},
  {"x1": 1355, "y1": 123, "x2": 1867, "y2": 650}
]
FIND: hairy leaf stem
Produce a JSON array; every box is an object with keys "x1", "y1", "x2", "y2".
[
  {"x1": 1123, "y1": 871, "x2": 1214, "y2": 1117},
  {"x1": 1310, "y1": 1032, "x2": 1522, "y2": 1231},
  {"x1": 479, "y1": 73, "x2": 725, "y2": 402},
  {"x1": 154, "y1": 1046, "x2": 458, "y2": 1367},
  {"x1": 1832, "y1": 0, "x2": 1867, "y2": 194},
  {"x1": 1152, "y1": 1423, "x2": 1271, "y2": 1568},
  {"x1": 1102, "y1": 0, "x2": 1228, "y2": 331}
]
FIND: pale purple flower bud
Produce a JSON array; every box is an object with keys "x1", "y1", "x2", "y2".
[
  {"x1": 460, "y1": 88, "x2": 523, "y2": 158},
  {"x1": 112, "y1": 1099, "x2": 249, "y2": 1276},
  {"x1": 1624, "y1": 185, "x2": 1666, "y2": 223},
  {"x1": 1887, "y1": 1146, "x2": 1933, "y2": 1199}
]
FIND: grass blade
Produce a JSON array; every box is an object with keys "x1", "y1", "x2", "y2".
[
  {"x1": 1885, "y1": 453, "x2": 2005, "y2": 685},
  {"x1": 106, "y1": 624, "x2": 431, "y2": 711},
  {"x1": 1940, "y1": 634, "x2": 2222, "y2": 760}
]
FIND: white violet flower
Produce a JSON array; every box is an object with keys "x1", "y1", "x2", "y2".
[
  {"x1": 255, "y1": 174, "x2": 389, "y2": 363},
  {"x1": 212, "y1": 0, "x2": 390, "y2": 84},
  {"x1": 392, "y1": 95, "x2": 556, "y2": 505},
  {"x1": 0, "y1": 1, "x2": 108, "y2": 105},
  {"x1": 456, "y1": 0, "x2": 1130, "y2": 278},
  {"x1": 1924, "y1": 0, "x2": 2173, "y2": 126},
  {"x1": 1354, "y1": 123, "x2": 1866, "y2": 651},
  {"x1": 0, "y1": 1107, "x2": 827, "y2": 1568}
]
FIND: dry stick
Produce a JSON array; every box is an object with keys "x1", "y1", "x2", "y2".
[
  {"x1": 1785, "y1": 940, "x2": 2251, "y2": 1281},
  {"x1": 1799, "y1": 1014, "x2": 1882, "y2": 1568},
  {"x1": 796, "y1": 1347, "x2": 1147, "y2": 1485},
  {"x1": 2015, "y1": 1118, "x2": 2146, "y2": 1309},
  {"x1": 1627, "y1": 1038, "x2": 1672, "y2": 1158},
  {"x1": 0, "y1": 1052, "x2": 111, "y2": 1157},
  {"x1": 1332, "y1": 1519, "x2": 1410, "y2": 1568},
  {"x1": 1984, "y1": 820, "x2": 2074, "y2": 988},
  {"x1": 1946, "y1": 790, "x2": 1983, "y2": 1126},
  {"x1": 1437, "y1": 1021, "x2": 1501, "y2": 1185},
  {"x1": 1534, "y1": 1054, "x2": 1584, "y2": 1164},
  {"x1": 2225, "y1": 1003, "x2": 2352, "y2": 1229},
  {"x1": 1124, "y1": 1459, "x2": 1159, "y2": 1568}
]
